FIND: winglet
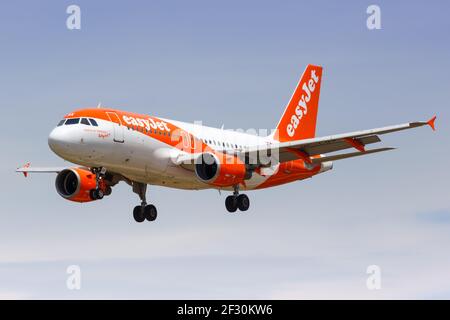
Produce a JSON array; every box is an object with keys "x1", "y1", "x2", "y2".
[
  {"x1": 427, "y1": 115, "x2": 437, "y2": 131},
  {"x1": 18, "y1": 162, "x2": 31, "y2": 178}
]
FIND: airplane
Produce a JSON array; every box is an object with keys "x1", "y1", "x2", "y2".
[{"x1": 16, "y1": 64, "x2": 436, "y2": 223}]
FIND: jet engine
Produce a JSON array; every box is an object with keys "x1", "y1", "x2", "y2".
[
  {"x1": 55, "y1": 168, "x2": 105, "y2": 202},
  {"x1": 194, "y1": 152, "x2": 251, "y2": 187}
]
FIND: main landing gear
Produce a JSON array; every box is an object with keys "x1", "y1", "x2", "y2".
[
  {"x1": 132, "y1": 182, "x2": 157, "y2": 223},
  {"x1": 89, "y1": 167, "x2": 112, "y2": 200},
  {"x1": 225, "y1": 185, "x2": 250, "y2": 213}
]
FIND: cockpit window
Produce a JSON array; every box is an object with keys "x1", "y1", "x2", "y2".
[
  {"x1": 57, "y1": 119, "x2": 65, "y2": 127},
  {"x1": 88, "y1": 118, "x2": 98, "y2": 126},
  {"x1": 65, "y1": 118, "x2": 80, "y2": 125},
  {"x1": 80, "y1": 118, "x2": 90, "y2": 126}
]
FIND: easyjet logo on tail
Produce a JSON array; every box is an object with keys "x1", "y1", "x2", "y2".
[
  {"x1": 274, "y1": 64, "x2": 322, "y2": 142},
  {"x1": 287, "y1": 69, "x2": 320, "y2": 137}
]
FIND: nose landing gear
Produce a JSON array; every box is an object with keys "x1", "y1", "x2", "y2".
[
  {"x1": 225, "y1": 185, "x2": 250, "y2": 213},
  {"x1": 132, "y1": 182, "x2": 158, "y2": 223}
]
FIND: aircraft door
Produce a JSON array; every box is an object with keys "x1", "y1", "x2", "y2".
[{"x1": 106, "y1": 112, "x2": 125, "y2": 143}]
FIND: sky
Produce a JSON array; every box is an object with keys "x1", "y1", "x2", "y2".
[{"x1": 0, "y1": 0, "x2": 449, "y2": 299}]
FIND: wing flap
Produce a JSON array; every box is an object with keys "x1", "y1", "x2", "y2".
[
  {"x1": 304, "y1": 135, "x2": 381, "y2": 154},
  {"x1": 277, "y1": 135, "x2": 381, "y2": 162},
  {"x1": 311, "y1": 147, "x2": 395, "y2": 164}
]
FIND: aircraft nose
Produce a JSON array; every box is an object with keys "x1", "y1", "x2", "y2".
[
  {"x1": 48, "y1": 127, "x2": 79, "y2": 155},
  {"x1": 48, "y1": 124, "x2": 88, "y2": 159},
  {"x1": 48, "y1": 127, "x2": 65, "y2": 153}
]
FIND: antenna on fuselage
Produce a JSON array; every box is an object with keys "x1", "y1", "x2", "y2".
[{"x1": 97, "y1": 102, "x2": 102, "y2": 109}]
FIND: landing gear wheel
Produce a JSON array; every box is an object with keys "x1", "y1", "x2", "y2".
[
  {"x1": 104, "y1": 186, "x2": 112, "y2": 196},
  {"x1": 225, "y1": 196, "x2": 238, "y2": 213},
  {"x1": 133, "y1": 206, "x2": 145, "y2": 223},
  {"x1": 144, "y1": 205, "x2": 157, "y2": 221},
  {"x1": 90, "y1": 189, "x2": 104, "y2": 200},
  {"x1": 96, "y1": 189, "x2": 104, "y2": 199},
  {"x1": 237, "y1": 194, "x2": 250, "y2": 211}
]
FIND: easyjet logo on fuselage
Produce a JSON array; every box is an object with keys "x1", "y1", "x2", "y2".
[
  {"x1": 122, "y1": 115, "x2": 171, "y2": 132},
  {"x1": 286, "y1": 69, "x2": 320, "y2": 137}
]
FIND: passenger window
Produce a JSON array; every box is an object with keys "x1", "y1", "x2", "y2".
[
  {"x1": 65, "y1": 118, "x2": 80, "y2": 125},
  {"x1": 57, "y1": 119, "x2": 65, "y2": 127},
  {"x1": 88, "y1": 118, "x2": 98, "y2": 126},
  {"x1": 80, "y1": 118, "x2": 90, "y2": 126}
]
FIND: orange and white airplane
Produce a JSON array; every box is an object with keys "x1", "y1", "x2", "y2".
[{"x1": 17, "y1": 65, "x2": 436, "y2": 223}]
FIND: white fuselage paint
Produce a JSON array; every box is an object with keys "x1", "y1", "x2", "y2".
[{"x1": 48, "y1": 116, "x2": 277, "y2": 190}]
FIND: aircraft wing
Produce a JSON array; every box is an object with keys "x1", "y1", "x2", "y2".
[
  {"x1": 244, "y1": 116, "x2": 436, "y2": 165},
  {"x1": 16, "y1": 163, "x2": 66, "y2": 177}
]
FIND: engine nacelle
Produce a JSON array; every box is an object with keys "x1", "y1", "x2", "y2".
[
  {"x1": 195, "y1": 152, "x2": 250, "y2": 187},
  {"x1": 55, "y1": 168, "x2": 99, "y2": 203}
]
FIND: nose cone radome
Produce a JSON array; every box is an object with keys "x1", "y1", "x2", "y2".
[
  {"x1": 48, "y1": 127, "x2": 65, "y2": 155},
  {"x1": 48, "y1": 127, "x2": 81, "y2": 157}
]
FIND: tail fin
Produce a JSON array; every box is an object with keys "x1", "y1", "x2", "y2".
[{"x1": 273, "y1": 64, "x2": 323, "y2": 142}]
